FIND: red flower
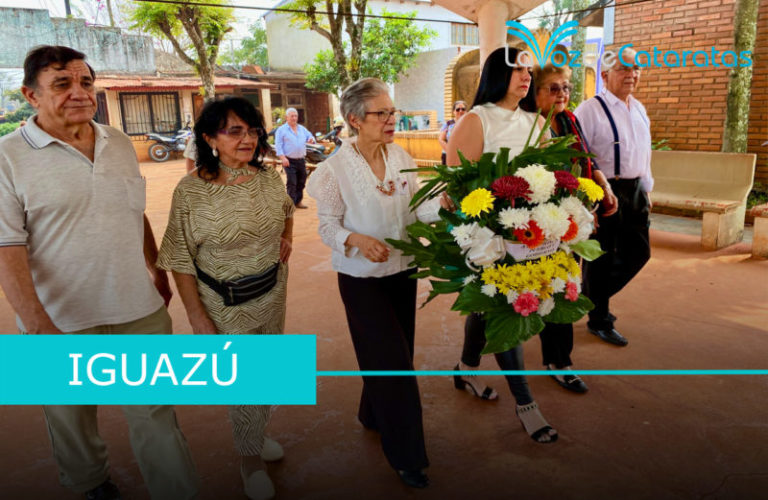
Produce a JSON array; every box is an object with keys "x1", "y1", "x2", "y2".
[
  {"x1": 561, "y1": 217, "x2": 579, "y2": 242},
  {"x1": 491, "y1": 175, "x2": 531, "y2": 205},
  {"x1": 565, "y1": 282, "x2": 579, "y2": 302},
  {"x1": 513, "y1": 220, "x2": 546, "y2": 249},
  {"x1": 554, "y1": 170, "x2": 579, "y2": 192},
  {"x1": 514, "y1": 292, "x2": 540, "y2": 317}
]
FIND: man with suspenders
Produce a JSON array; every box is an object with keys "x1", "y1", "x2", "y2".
[{"x1": 573, "y1": 47, "x2": 654, "y2": 347}]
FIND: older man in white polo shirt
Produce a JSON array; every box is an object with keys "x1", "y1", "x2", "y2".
[
  {"x1": 574, "y1": 47, "x2": 653, "y2": 347},
  {"x1": 0, "y1": 46, "x2": 198, "y2": 500}
]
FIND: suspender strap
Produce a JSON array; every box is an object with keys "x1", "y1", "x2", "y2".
[{"x1": 594, "y1": 95, "x2": 621, "y2": 178}]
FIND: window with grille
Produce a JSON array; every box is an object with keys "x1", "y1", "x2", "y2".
[
  {"x1": 451, "y1": 23, "x2": 479, "y2": 46},
  {"x1": 118, "y1": 92, "x2": 181, "y2": 136}
]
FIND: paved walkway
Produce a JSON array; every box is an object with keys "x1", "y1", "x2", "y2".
[{"x1": 1, "y1": 160, "x2": 766, "y2": 499}]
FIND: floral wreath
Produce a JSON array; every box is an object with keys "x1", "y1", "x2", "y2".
[{"x1": 388, "y1": 122, "x2": 605, "y2": 354}]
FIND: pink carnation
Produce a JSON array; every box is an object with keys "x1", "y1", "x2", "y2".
[
  {"x1": 514, "y1": 293, "x2": 540, "y2": 317},
  {"x1": 565, "y1": 282, "x2": 579, "y2": 302}
]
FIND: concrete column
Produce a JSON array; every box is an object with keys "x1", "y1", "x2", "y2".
[{"x1": 478, "y1": 0, "x2": 510, "y2": 67}]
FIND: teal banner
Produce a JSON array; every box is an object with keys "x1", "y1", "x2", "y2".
[{"x1": 0, "y1": 335, "x2": 316, "y2": 405}]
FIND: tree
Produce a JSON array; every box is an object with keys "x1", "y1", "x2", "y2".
[
  {"x1": 568, "y1": 0, "x2": 590, "y2": 107},
  {"x1": 536, "y1": 0, "x2": 577, "y2": 31},
  {"x1": 219, "y1": 23, "x2": 269, "y2": 69},
  {"x1": 129, "y1": 0, "x2": 233, "y2": 99},
  {"x1": 289, "y1": 3, "x2": 436, "y2": 96},
  {"x1": 288, "y1": 0, "x2": 367, "y2": 93},
  {"x1": 722, "y1": 0, "x2": 759, "y2": 153}
]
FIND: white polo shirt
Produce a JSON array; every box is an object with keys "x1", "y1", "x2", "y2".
[
  {"x1": 0, "y1": 116, "x2": 163, "y2": 331},
  {"x1": 574, "y1": 88, "x2": 654, "y2": 192}
]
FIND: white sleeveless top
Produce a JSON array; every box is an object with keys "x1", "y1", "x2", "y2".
[{"x1": 469, "y1": 103, "x2": 542, "y2": 156}]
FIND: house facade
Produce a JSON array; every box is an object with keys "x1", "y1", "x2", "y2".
[{"x1": 607, "y1": 0, "x2": 767, "y2": 183}]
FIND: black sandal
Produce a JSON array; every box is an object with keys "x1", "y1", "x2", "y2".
[
  {"x1": 516, "y1": 401, "x2": 558, "y2": 444},
  {"x1": 453, "y1": 364, "x2": 498, "y2": 400}
]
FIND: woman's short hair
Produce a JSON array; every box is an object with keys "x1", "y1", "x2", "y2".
[
  {"x1": 472, "y1": 46, "x2": 536, "y2": 112},
  {"x1": 340, "y1": 77, "x2": 390, "y2": 136},
  {"x1": 533, "y1": 45, "x2": 573, "y2": 89},
  {"x1": 453, "y1": 100, "x2": 467, "y2": 110},
  {"x1": 194, "y1": 97, "x2": 270, "y2": 179}
]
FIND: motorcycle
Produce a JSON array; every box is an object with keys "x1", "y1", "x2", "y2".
[{"x1": 147, "y1": 124, "x2": 192, "y2": 162}]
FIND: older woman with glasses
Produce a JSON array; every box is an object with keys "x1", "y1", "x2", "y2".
[
  {"x1": 307, "y1": 77, "x2": 450, "y2": 489},
  {"x1": 158, "y1": 97, "x2": 294, "y2": 500},
  {"x1": 438, "y1": 100, "x2": 467, "y2": 164},
  {"x1": 532, "y1": 61, "x2": 618, "y2": 394}
]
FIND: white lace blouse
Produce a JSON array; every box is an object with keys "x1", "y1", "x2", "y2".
[{"x1": 306, "y1": 138, "x2": 441, "y2": 278}]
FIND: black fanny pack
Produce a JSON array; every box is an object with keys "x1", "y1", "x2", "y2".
[{"x1": 195, "y1": 262, "x2": 280, "y2": 306}]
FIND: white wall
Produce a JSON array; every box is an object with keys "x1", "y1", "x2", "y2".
[{"x1": 393, "y1": 47, "x2": 462, "y2": 125}]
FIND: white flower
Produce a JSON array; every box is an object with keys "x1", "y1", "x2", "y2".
[
  {"x1": 558, "y1": 196, "x2": 584, "y2": 218},
  {"x1": 506, "y1": 289, "x2": 519, "y2": 304},
  {"x1": 451, "y1": 222, "x2": 479, "y2": 251},
  {"x1": 481, "y1": 284, "x2": 497, "y2": 297},
  {"x1": 572, "y1": 223, "x2": 593, "y2": 243},
  {"x1": 467, "y1": 235, "x2": 506, "y2": 267},
  {"x1": 531, "y1": 202, "x2": 570, "y2": 240},
  {"x1": 463, "y1": 274, "x2": 477, "y2": 285},
  {"x1": 551, "y1": 277, "x2": 566, "y2": 293},
  {"x1": 538, "y1": 297, "x2": 555, "y2": 316},
  {"x1": 568, "y1": 275, "x2": 583, "y2": 289},
  {"x1": 498, "y1": 207, "x2": 530, "y2": 230},
  {"x1": 516, "y1": 164, "x2": 556, "y2": 204}
]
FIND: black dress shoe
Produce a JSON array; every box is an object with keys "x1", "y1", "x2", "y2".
[
  {"x1": 397, "y1": 469, "x2": 430, "y2": 488},
  {"x1": 547, "y1": 366, "x2": 589, "y2": 393},
  {"x1": 85, "y1": 479, "x2": 121, "y2": 500},
  {"x1": 588, "y1": 326, "x2": 629, "y2": 346}
]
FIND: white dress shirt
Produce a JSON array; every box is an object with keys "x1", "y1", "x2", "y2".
[
  {"x1": 574, "y1": 88, "x2": 654, "y2": 192},
  {"x1": 307, "y1": 138, "x2": 441, "y2": 278}
]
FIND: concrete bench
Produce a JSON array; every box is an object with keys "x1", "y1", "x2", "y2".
[
  {"x1": 650, "y1": 150, "x2": 756, "y2": 249},
  {"x1": 750, "y1": 203, "x2": 768, "y2": 258}
]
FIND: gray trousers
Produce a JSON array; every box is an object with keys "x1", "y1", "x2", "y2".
[{"x1": 40, "y1": 307, "x2": 199, "y2": 499}]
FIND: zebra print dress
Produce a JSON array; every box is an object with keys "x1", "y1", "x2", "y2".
[
  {"x1": 158, "y1": 165, "x2": 295, "y2": 456},
  {"x1": 158, "y1": 166, "x2": 294, "y2": 335}
]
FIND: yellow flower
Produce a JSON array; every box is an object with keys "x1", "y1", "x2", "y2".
[
  {"x1": 461, "y1": 188, "x2": 496, "y2": 218},
  {"x1": 578, "y1": 178, "x2": 605, "y2": 203}
]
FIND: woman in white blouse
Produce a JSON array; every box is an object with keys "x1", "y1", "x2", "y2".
[
  {"x1": 446, "y1": 47, "x2": 558, "y2": 444},
  {"x1": 307, "y1": 78, "x2": 448, "y2": 489}
]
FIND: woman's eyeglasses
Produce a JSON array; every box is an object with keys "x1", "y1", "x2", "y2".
[
  {"x1": 454, "y1": 107, "x2": 466, "y2": 112},
  {"x1": 545, "y1": 84, "x2": 572, "y2": 96},
  {"x1": 365, "y1": 110, "x2": 401, "y2": 123},
  {"x1": 218, "y1": 127, "x2": 265, "y2": 139}
]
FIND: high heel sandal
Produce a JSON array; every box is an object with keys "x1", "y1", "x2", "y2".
[
  {"x1": 516, "y1": 401, "x2": 558, "y2": 444},
  {"x1": 453, "y1": 363, "x2": 498, "y2": 401}
]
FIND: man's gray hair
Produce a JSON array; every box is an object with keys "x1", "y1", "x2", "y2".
[
  {"x1": 340, "y1": 77, "x2": 390, "y2": 136},
  {"x1": 285, "y1": 107, "x2": 298, "y2": 116}
]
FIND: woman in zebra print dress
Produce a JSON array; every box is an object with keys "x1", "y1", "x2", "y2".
[{"x1": 158, "y1": 97, "x2": 293, "y2": 500}]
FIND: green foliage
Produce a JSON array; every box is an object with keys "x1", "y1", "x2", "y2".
[
  {"x1": 748, "y1": 182, "x2": 768, "y2": 209},
  {"x1": 129, "y1": 0, "x2": 233, "y2": 97},
  {"x1": 651, "y1": 138, "x2": 672, "y2": 151},
  {"x1": 0, "y1": 122, "x2": 20, "y2": 136},
  {"x1": 4, "y1": 103, "x2": 34, "y2": 123},
  {"x1": 301, "y1": 8, "x2": 436, "y2": 95},
  {"x1": 218, "y1": 23, "x2": 269, "y2": 68}
]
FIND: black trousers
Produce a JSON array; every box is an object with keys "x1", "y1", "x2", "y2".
[
  {"x1": 337, "y1": 270, "x2": 429, "y2": 471},
  {"x1": 539, "y1": 322, "x2": 574, "y2": 368},
  {"x1": 284, "y1": 157, "x2": 307, "y2": 205},
  {"x1": 462, "y1": 313, "x2": 534, "y2": 405},
  {"x1": 582, "y1": 178, "x2": 651, "y2": 330}
]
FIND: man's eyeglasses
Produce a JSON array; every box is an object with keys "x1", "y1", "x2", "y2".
[
  {"x1": 218, "y1": 127, "x2": 265, "y2": 139},
  {"x1": 545, "y1": 84, "x2": 572, "y2": 96},
  {"x1": 454, "y1": 107, "x2": 466, "y2": 112},
  {"x1": 614, "y1": 64, "x2": 642, "y2": 73},
  {"x1": 365, "y1": 110, "x2": 400, "y2": 123}
]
